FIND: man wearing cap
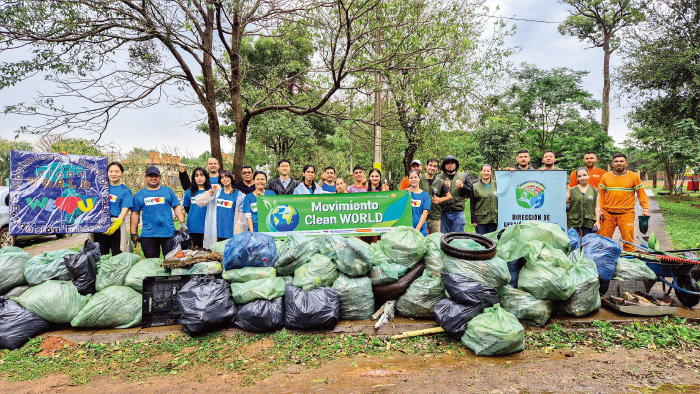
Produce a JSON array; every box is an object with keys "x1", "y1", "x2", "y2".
[
  {"x1": 130, "y1": 166, "x2": 187, "y2": 258},
  {"x1": 399, "y1": 160, "x2": 423, "y2": 190},
  {"x1": 419, "y1": 158, "x2": 452, "y2": 233},
  {"x1": 436, "y1": 155, "x2": 472, "y2": 233}
]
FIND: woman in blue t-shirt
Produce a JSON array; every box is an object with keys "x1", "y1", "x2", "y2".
[
  {"x1": 407, "y1": 169, "x2": 431, "y2": 236},
  {"x1": 243, "y1": 171, "x2": 276, "y2": 232},
  {"x1": 210, "y1": 170, "x2": 239, "y2": 240},
  {"x1": 94, "y1": 162, "x2": 133, "y2": 256},
  {"x1": 183, "y1": 167, "x2": 211, "y2": 248}
]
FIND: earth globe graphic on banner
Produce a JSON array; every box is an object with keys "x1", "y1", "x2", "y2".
[
  {"x1": 515, "y1": 181, "x2": 546, "y2": 209},
  {"x1": 266, "y1": 204, "x2": 300, "y2": 232}
]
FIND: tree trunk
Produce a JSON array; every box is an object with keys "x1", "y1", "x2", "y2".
[
  {"x1": 232, "y1": 117, "x2": 249, "y2": 178},
  {"x1": 403, "y1": 140, "x2": 418, "y2": 176},
  {"x1": 202, "y1": 5, "x2": 222, "y2": 167},
  {"x1": 602, "y1": 36, "x2": 611, "y2": 134},
  {"x1": 665, "y1": 160, "x2": 675, "y2": 194},
  {"x1": 229, "y1": 10, "x2": 246, "y2": 178},
  {"x1": 652, "y1": 172, "x2": 657, "y2": 189}
]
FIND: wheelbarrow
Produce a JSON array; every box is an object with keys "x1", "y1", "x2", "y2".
[{"x1": 621, "y1": 235, "x2": 700, "y2": 308}]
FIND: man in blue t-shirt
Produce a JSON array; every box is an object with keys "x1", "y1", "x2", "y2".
[
  {"x1": 320, "y1": 166, "x2": 336, "y2": 193},
  {"x1": 130, "y1": 166, "x2": 187, "y2": 258}
]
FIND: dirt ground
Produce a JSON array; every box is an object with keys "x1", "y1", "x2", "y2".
[{"x1": 2, "y1": 342, "x2": 698, "y2": 393}]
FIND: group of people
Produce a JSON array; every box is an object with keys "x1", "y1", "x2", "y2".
[{"x1": 95, "y1": 148, "x2": 649, "y2": 259}]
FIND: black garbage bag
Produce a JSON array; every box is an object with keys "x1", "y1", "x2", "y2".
[
  {"x1": 167, "y1": 229, "x2": 193, "y2": 251},
  {"x1": 433, "y1": 298, "x2": 484, "y2": 340},
  {"x1": 177, "y1": 275, "x2": 237, "y2": 336},
  {"x1": 64, "y1": 239, "x2": 100, "y2": 295},
  {"x1": 234, "y1": 297, "x2": 285, "y2": 333},
  {"x1": 441, "y1": 272, "x2": 499, "y2": 307},
  {"x1": 0, "y1": 297, "x2": 52, "y2": 350},
  {"x1": 284, "y1": 284, "x2": 340, "y2": 330}
]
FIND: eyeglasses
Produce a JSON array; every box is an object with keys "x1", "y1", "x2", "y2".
[{"x1": 242, "y1": 171, "x2": 253, "y2": 174}]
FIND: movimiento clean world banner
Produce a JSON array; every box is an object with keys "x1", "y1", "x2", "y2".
[
  {"x1": 494, "y1": 170, "x2": 567, "y2": 229},
  {"x1": 9, "y1": 150, "x2": 110, "y2": 235},
  {"x1": 257, "y1": 191, "x2": 412, "y2": 237}
]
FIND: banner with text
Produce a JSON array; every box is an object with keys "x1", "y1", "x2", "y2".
[
  {"x1": 9, "y1": 150, "x2": 110, "y2": 235},
  {"x1": 257, "y1": 191, "x2": 413, "y2": 237},
  {"x1": 495, "y1": 170, "x2": 567, "y2": 229}
]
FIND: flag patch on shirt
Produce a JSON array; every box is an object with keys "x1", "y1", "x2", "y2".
[
  {"x1": 144, "y1": 197, "x2": 165, "y2": 206},
  {"x1": 217, "y1": 199, "x2": 233, "y2": 208},
  {"x1": 412, "y1": 199, "x2": 422, "y2": 207},
  {"x1": 250, "y1": 203, "x2": 258, "y2": 213},
  {"x1": 191, "y1": 197, "x2": 197, "y2": 204},
  {"x1": 109, "y1": 194, "x2": 118, "y2": 202}
]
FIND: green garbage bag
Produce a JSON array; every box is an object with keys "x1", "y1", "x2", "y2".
[
  {"x1": 396, "y1": 271, "x2": 445, "y2": 318},
  {"x1": 558, "y1": 250, "x2": 600, "y2": 316},
  {"x1": 369, "y1": 261, "x2": 409, "y2": 286},
  {"x1": 451, "y1": 238, "x2": 486, "y2": 250},
  {"x1": 498, "y1": 285, "x2": 553, "y2": 326},
  {"x1": 293, "y1": 254, "x2": 339, "y2": 290},
  {"x1": 331, "y1": 274, "x2": 374, "y2": 320},
  {"x1": 189, "y1": 261, "x2": 223, "y2": 275},
  {"x1": 170, "y1": 268, "x2": 190, "y2": 275},
  {"x1": 496, "y1": 222, "x2": 570, "y2": 261},
  {"x1": 230, "y1": 277, "x2": 286, "y2": 304},
  {"x1": 70, "y1": 286, "x2": 142, "y2": 328},
  {"x1": 369, "y1": 243, "x2": 392, "y2": 266},
  {"x1": 319, "y1": 235, "x2": 371, "y2": 277},
  {"x1": 443, "y1": 255, "x2": 511, "y2": 288},
  {"x1": 423, "y1": 233, "x2": 445, "y2": 276},
  {"x1": 23, "y1": 249, "x2": 78, "y2": 285},
  {"x1": 0, "y1": 246, "x2": 30, "y2": 294},
  {"x1": 461, "y1": 304, "x2": 525, "y2": 356},
  {"x1": 13, "y1": 280, "x2": 88, "y2": 324},
  {"x1": 517, "y1": 241, "x2": 575, "y2": 300},
  {"x1": 95, "y1": 253, "x2": 140, "y2": 291},
  {"x1": 380, "y1": 226, "x2": 427, "y2": 268},
  {"x1": 614, "y1": 257, "x2": 657, "y2": 292},
  {"x1": 223, "y1": 267, "x2": 277, "y2": 283},
  {"x1": 275, "y1": 233, "x2": 319, "y2": 276},
  {"x1": 123, "y1": 258, "x2": 168, "y2": 293},
  {"x1": 210, "y1": 239, "x2": 229, "y2": 254}
]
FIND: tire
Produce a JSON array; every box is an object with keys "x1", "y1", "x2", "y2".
[
  {"x1": 56, "y1": 234, "x2": 68, "y2": 240},
  {"x1": 0, "y1": 226, "x2": 14, "y2": 247},
  {"x1": 440, "y1": 232, "x2": 497, "y2": 260},
  {"x1": 674, "y1": 266, "x2": 700, "y2": 308},
  {"x1": 373, "y1": 263, "x2": 425, "y2": 305}
]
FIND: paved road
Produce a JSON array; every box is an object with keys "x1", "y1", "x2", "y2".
[{"x1": 23, "y1": 233, "x2": 88, "y2": 257}]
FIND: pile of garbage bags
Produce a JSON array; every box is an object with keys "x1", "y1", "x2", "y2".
[{"x1": 1, "y1": 222, "x2": 624, "y2": 354}]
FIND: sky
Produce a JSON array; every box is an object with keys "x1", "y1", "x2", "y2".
[{"x1": 0, "y1": 1, "x2": 632, "y2": 156}]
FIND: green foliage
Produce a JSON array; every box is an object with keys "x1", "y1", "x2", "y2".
[
  {"x1": 0, "y1": 138, "x2": 33, "y2": 185},
  {"x1": 50, "y1": 138, "x2": 103, "y2": 157}
]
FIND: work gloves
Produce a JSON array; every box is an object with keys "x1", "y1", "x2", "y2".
[{"x1": 103, "y1": 218, "x2": 123, "y2": 235}]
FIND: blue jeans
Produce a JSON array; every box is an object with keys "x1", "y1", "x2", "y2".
[
  {"x1": 440, "y1": 210, "x2": 466, "y2": 233},
  {"x1": 475, "y1": 223, "x2": 497, "y2": 235}
]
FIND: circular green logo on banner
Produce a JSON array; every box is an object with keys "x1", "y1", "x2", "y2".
[
  {"x1": 515, "y1": 181, "x2": 546, "y2": 209},
  {"x1": 267, "y1": 204, "x2": 300, "y2": 232}
]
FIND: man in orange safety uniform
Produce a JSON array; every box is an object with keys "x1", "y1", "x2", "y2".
[
  {"x1": 569, "y1": 151, "x2": 607, "y2": 189},
  {"x1": 598, "y1": 153, "x2": 650, "y2": 252}
]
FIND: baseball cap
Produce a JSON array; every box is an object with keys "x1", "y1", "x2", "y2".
[
  {"x1": 145, "y1": 166, "x2": 161, "y2": 176},
  {"x1": 410, "y1": 159, "x2": 422, "y2": 166}
]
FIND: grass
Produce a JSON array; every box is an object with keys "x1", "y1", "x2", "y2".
[
  {"x1": 1, "y1": 318, "x2": 698, "y2": 385},
  {"x1": 652, "y1": 191, "x2": 700, "y2": 249}
]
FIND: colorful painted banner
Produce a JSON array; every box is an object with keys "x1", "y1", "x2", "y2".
[
  {"x1": 257, "y1": 191, "x2": 412, "y2": 237},
  {"x1": 9, "y1": 151, "x2": 110, "y2": 235},
  {"x1": 494, "y1": 170, "x2": 567, "y2": 229}
]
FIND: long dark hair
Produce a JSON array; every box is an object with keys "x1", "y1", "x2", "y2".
[
  {"x1": 190, "y1": 167, "x2": 212, "y2": 195},
  {"x1": 367, "y1": 168, "x2": 383, "y2": 192},
  {"x1": 219, "y1": 170, "x2": 236, "y2": 192},
  {"x1": 302, "y1": 164, "x2": 317, "y2": 190}
]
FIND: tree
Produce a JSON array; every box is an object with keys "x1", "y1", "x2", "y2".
[
  {"x1": 0, "y1": 138, "x2": 33, "y2": 185},
  {"x1": 507, "y1": 64, "x2": 600, "y2": 153},
  {"x1": 50, "y1": 138, "x2": 104, "y2": 157},
  {"x1": 558, "y1": 0, "x2": 644, "y2": 134},
  {"x1": 1, "y1": 1, "x2": 453, "y2": 176},
  {"x1": 376, "y1": 0, "x2": 512, "y2": 175},
  {"x1": 619, "y1": 0, "x2": 700, "y2": 192}
]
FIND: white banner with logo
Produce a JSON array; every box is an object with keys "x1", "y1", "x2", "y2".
[{"x1": 494, "y1": 170, "x2": 567, "y2": 229}]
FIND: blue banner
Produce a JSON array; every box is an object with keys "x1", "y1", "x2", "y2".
[
  {"x1": 494, "y1": 170, "x2": 567, "y2": 229},
  {"x1": 9, "y1": 151, "x2": 110, "y2": 235}
]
